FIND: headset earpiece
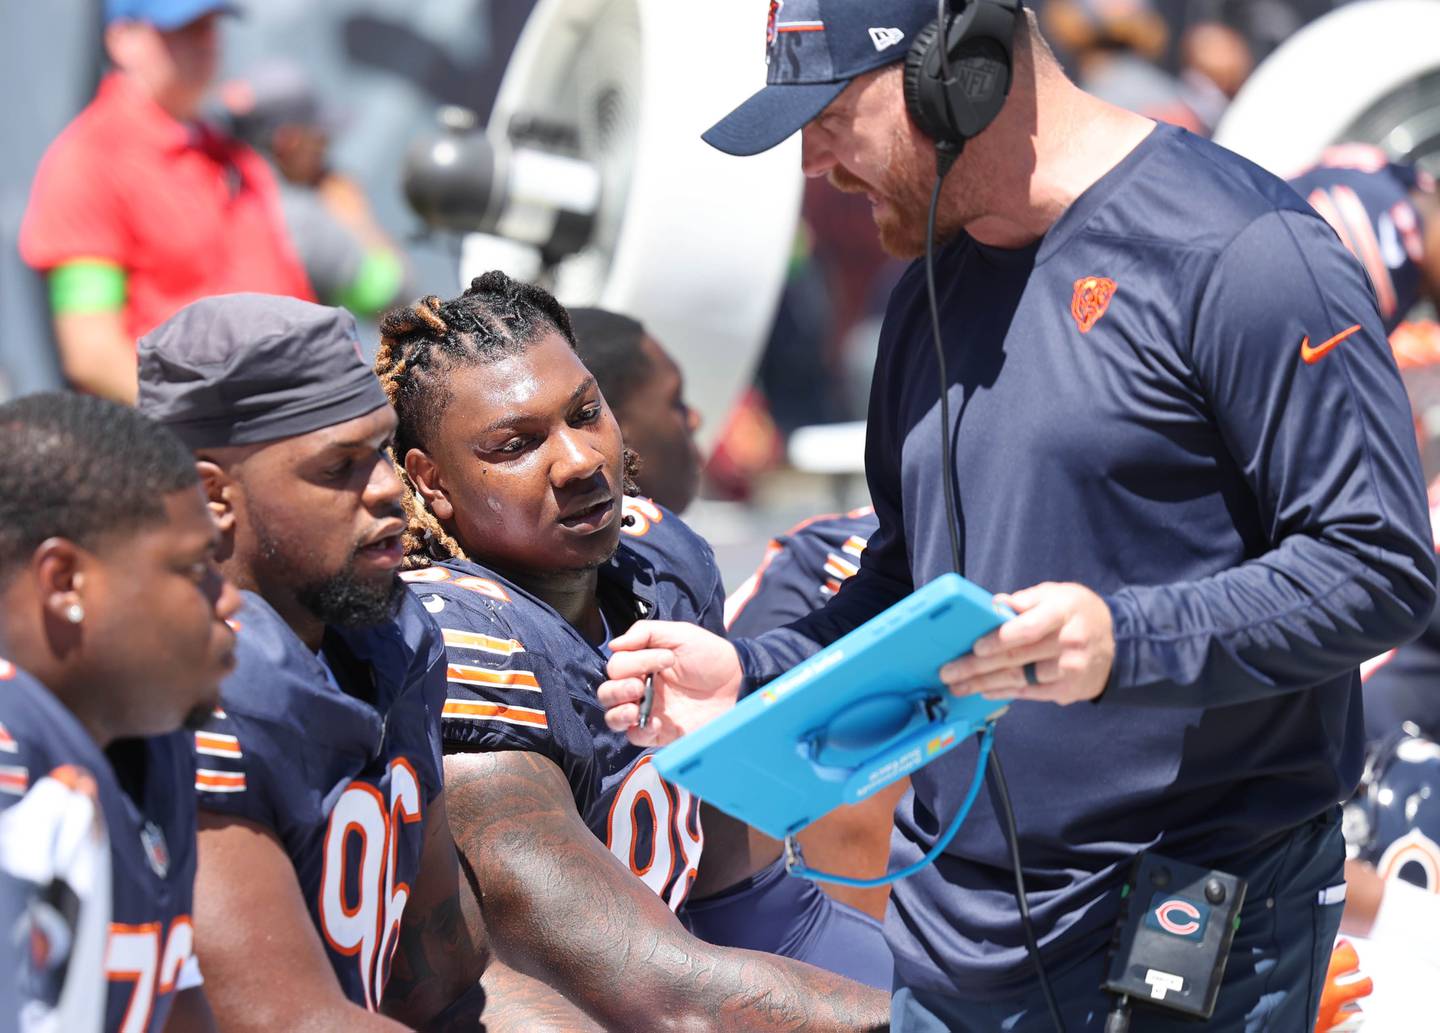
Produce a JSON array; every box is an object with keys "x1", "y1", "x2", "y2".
[
  {"x1": 903, "y1": 0, "x2": 1021, "y2": 152},
  {"x1": 902, "y1": 21, "x2": 951, "y2": 143}
]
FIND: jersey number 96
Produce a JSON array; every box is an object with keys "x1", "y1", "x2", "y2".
[{"x1": 318, "y1": 759, "x2": 423, "y2": 1010}]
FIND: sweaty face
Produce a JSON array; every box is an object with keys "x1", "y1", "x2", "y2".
[
  {"x1": 802, "y1": 69, "x2": 963, "y2": 259},
  {"x1": 84, "y1": 485, "x2": 239, "y2": 736},
  {"x1": 615, "y1": 335, "x2": 702, "y2": 513},
  {"x1": 237, "y1": 406, "x2": 408, "y2": 628},
  {"x1": 420, "y1": 334, "x2": 626, "y2": 577}
]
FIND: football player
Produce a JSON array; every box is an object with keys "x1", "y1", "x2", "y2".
[
  {"x1": 0, "y1": 391, "x2": 240, "y2": 1032},
  {"x1": 1289, "y1": 144, "x2": 1440, "y2": 334},
  {"x1": 1332, "y1": 726, "x2": 1440, "y2": 1029},
  {"x1": 725, "y1": 505, "x2": 906, "y2": 924},
  {"x1": 135, "y1": 295, "x2": 496, "y2": 1031},
  {"x1": 568, "y1": 307, "x2": 704, "y2": 514},
  {"x1": 375, "y1": 272, "x2": 891, "y2": 1031}
]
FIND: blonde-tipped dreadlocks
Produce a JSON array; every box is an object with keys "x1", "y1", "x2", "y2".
[{"x1": 375, "y1": 270, "x2": 639, "y2": 570}]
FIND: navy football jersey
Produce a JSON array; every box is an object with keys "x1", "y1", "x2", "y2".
[
  {"x1": 725, "y1": 506, "x2": 879, "y2": 637},
  {"x1": 0, "y1": 661, "x2": 199, "y2": 1033},
  {"x1": 191, "y1": 590, "x2": 446, "y2": 1010},
  {"x1": 402, "y1": 496, "x2": 724, "y2": 912},
  {"x1": 1289, "y1": 144, "x2": 1434, "y2": 333}
]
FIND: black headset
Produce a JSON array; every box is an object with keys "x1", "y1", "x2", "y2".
[{"x1": 903, "y1": 0, "x2": 1022, "y2": 154}]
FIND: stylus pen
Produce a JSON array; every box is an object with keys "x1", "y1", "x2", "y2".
[{"x1": 638, "y1": 673, "x2": 655, "y2": 729}]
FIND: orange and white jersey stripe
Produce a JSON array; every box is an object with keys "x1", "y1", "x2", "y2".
[
  {"x1": 441, "y1": 629, "x2": 526, "y2": 657},
  {"x1": 446, "y1": 664, "x2": 541, "y2": 693},
  {"x1": 193, "y1": 732, "x2": 242, "y2": 760},
  {"x1": 441, "y1": 699, "x2": 548, "y2": 729},
  {"x1": 727, "y1": 507, "x2": 879, "y2": 635},
  {"x1": 0, "y1": 763, "x2": 28, "y2": 796},
  {"x1": 194, "y1": 769, "x2": 246, "y2": 794},
  {"x1": 823, "y1": 553, "x2": 860, "y2": 582}
]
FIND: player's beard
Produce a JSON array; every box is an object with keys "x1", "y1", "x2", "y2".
[
  {"x1": 828, "y1": 125, "x2": 964, "y2": 259},
  {"x1": 294, "y1": 565, "x2": 406, "y2": 629},
  {"x1": 251, "y1": 511, "x2": 407, "y2": 629}
]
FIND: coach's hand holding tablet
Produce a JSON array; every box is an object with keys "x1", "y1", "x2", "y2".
[{"x1": 939, "y1": 582, "x2": 1115, "y2": 706}]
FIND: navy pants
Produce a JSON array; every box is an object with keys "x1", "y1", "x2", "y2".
[
  {"x1": 683, "y1": 856, "x2": 895, "y2": 990},
  {"x1": 893, "y1": 813, "x2": 1346, "y2": 1032}
]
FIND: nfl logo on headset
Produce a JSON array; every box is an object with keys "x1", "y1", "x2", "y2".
[{"x1": 1145, "y1": 893, "x2": 1209, "y2": 939}]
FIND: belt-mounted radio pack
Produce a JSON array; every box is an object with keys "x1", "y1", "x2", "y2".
[{"x1": 1102, "y1": 852, "x2": 1246, "y2": 1029}]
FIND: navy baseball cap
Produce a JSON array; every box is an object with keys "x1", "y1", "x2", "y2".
[
  {"x1": 703, "y1": 0, "x2": 945, "y2": 156},
  {"x1": 106, "y1": 0, "x2": 240, "y2": 29}
]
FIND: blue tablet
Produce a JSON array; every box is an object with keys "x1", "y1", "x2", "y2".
[{"x1": 653, "y1": 572, "x2": 1013, "y2": 841}]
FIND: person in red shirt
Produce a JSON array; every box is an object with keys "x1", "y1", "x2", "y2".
[{"x1": 20, "y1": 0, "x2": 314, "y2": 403}]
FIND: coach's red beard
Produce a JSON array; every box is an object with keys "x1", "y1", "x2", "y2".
[{"x1": 828, "y1": 160, "x2": 933, "y2": 259}]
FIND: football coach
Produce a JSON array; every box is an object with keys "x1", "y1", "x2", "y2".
[{"x1": 596, "y1": 2, "x2": 1438, "y2": 1031}]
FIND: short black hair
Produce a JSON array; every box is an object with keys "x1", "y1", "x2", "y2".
[
  {"x1": 568, "y1": 308, "x2": 653, "y2": 412},
  {"x1": 0, "y1": 392, "x2": 199, "y2": 577}
]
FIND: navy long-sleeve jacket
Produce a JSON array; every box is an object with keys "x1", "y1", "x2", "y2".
[{"x1": 734, "y1": 124, "x2": 1437, "y2": 998}]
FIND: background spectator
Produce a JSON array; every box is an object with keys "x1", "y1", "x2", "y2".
[
  {"x1": 221, "y1": 59, "x2": 412, "y2": 320},
  {"x1": 568, "y1": 307, "x2": 704, "y2": 515},
  {"x1": 18, "y1": 0, "x2": 314, "y2": 403}
]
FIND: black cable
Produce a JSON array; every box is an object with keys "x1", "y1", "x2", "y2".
[
  {"x1": 924, "y1": 147, "x2": 964, "y2": 578},
  {"x1": 923, "y1": 146, "x2": 1067, "y2": 1033},
  {"x1": 1104, "y1": 995, "x2": 1132, "y2": 1033},
  {"x1": 988, "y1": 745, "x2": 1068, "y2": 1033}
]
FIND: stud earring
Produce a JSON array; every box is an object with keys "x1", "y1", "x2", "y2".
[{"x1": 64, "y1": 603, "x2": 85, "y2": 625}]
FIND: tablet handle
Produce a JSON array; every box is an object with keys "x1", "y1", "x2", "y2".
[{"x1": 796, "y1": 692, "x2": 943, "y2": 783}]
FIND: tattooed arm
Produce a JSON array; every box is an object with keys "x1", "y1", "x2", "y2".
[
  {"x1": 381, "y1": 791, "x2": 485, "y2": 1027},
  {"x1": 479, "y1": 961, "x2": 604, "y2": 1033},
  {"x1": 382, "y1": 790, "x2": 599, "y2": 1032},
  {"x1": 444, "y1": 750, "x2": 891, "y2": 1033}
]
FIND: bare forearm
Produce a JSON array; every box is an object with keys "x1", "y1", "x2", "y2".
[
  {"x1": 383, "y1": 797, "x2": 488, "y2": 1028},
  {"x1": 448, "y1": 752, "x2": 889, "y2": 1033},
  {"x1": 383, "y1": 887, "x2": 483, "y2": 1027},
  {"x1": 477, "y1": 961, "x2": 601, "y2": 1033},
  {"x1": 163, "y1": 988, "x2": 217, "y2": 1033},
  {"x1": 52, "y1": 312, "x2": 137, "y2": 403}
]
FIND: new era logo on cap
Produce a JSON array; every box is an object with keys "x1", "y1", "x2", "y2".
[
  {"x1": 704, "y1": 0, "x2": 948, "y2": 156},
  {"x1": 869, "y1": 27, "x2": 905, "y2": 51}
]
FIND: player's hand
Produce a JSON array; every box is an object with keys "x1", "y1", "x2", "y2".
[
  {"x1": 1314, "y1": 938, "x2": 1371, "y2": 1032},
  {"x1": 598, "y1": 620, "x2": 744, "y2": 747},
  {"x1": 939, "y1": 582, "x2": 1114, "y2": 705}
]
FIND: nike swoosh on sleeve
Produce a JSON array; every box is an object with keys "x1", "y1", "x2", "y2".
[{"x1": 1300, "y1": 324, "x2": 1363, "y2": 364}]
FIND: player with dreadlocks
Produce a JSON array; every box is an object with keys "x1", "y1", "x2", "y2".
[{"x1": 376, "y1": 271, "x2": 891, "y2": 1033}]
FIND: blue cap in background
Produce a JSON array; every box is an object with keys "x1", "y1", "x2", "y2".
[{"x1": 105, "y1": 0, "x2": 241, "y2": 30}]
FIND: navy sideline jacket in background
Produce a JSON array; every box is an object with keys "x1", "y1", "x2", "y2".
[{"x1": 734, "y1": 123, "x2": 1438, "y2": 998}]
